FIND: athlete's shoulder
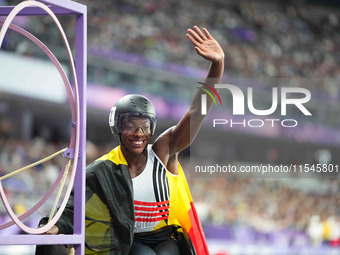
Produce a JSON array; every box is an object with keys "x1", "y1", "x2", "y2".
[
  {"x1": 96, "y1": 146, "x2": 127, "y2": 165},
  {"x1": 86, "y1": 146, "x2": 127, "y2": 174}
]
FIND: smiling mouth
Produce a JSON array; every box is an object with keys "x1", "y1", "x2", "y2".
[{"x1": 130, "y1": 140, "x2": 145, "y2": 147}]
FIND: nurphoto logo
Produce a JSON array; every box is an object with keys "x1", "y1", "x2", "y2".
[{"x1": 199, "y1": 83, "x2": 312, "y2": 128}]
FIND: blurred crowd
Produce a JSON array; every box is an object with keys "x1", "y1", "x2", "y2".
[
  {"x1": 186, "y1": 172, "x2": 340, "y2": 245},
  {"x1": 3, "y1": 0, "x2": 340, "y2": 99},
  {"x1": 0, "y1": 119, "x2": 72, "y2": 232},
  {"x1": 73, "y1": 0, "x2": 340, "y2": 80}
]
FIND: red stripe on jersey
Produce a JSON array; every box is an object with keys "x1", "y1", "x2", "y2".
[
  {"x1": 134, "y1": 200, "x2": 169, "y2": 206},
  {"x1": 134, "y1": 205, "x2": 169, "y2": 212},
  {"x1": 135, "y1": 215, "x2": 169, "y2": 222},
  {"x1": 135, "y1": 210, "x2": 169, "y2": 217}
]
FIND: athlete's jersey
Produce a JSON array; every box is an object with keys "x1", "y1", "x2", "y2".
[{"x1": 132, "y1": 145, "x2": 174, "y2": 233}]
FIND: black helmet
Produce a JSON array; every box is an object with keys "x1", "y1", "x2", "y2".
[{"x1": 109, "y1": 94, "x2": 157, "y2": 136}]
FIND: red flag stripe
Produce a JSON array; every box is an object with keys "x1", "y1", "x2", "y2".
[{"x1": 188, "y1": 202, "x2": 210, "y2": 255}]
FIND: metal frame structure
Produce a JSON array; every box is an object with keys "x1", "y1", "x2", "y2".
[{"x1": 0, "y1": 0, "x2": 86, "y2": 254}]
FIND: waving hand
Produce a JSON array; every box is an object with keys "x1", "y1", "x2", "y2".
[{"x1": 186, "y1": 26, "x2": 224, "y2": 63}]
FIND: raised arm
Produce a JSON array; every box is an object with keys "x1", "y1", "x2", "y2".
[{"x1": 153, "y1": 26, "x2": 224, "y2": 164}]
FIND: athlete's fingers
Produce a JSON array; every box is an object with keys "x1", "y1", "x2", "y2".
[
  {"x1": 193, "y1": 26, "x2": 207, "y2": 40},
  {"x1": 45, "y1": 225, "x2": 59, "y2": 235},
  {"x1": 186, "y1": 33, "x2": 201, "y2": 47},
  {"x1": 202, "y1": 28, "x2": 213, "y2": 39},
  {"x1": 38, "y1": 224, "x2": 59, "y2": 235},
  {"x1": 187, "y1": 28, "x2": 203, "y2": 43}
]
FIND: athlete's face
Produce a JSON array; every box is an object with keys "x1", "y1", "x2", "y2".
[{"x1": 120, "y1": 116, "x2": 151, "y2": 155}]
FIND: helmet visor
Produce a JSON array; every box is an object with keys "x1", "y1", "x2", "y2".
[{"x1": 116, "y1": 113, "x2": 156, "y2": 136}]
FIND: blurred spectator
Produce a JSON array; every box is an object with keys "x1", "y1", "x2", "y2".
[{"x1": 307, "y1": 215, "x2": 324, "y2": 246}]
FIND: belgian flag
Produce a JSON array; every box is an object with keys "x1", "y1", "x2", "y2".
[{"x1": 167, "y1": 163, "x2": 210, "y2": 255}]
